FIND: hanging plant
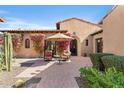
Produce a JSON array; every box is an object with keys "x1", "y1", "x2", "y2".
[
  {"x1": 12, "y1": 34, "x2": 23, "y2": 52},
  {"x1": 30, "y1": 34, "x2": 45, "y2": 54},
  {"x1": 57, "y1": 41, "x2": 70, "y2": 55}
]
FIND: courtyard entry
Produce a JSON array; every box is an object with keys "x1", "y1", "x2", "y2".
[
  {"x1": 95, "y1": 38, "x2": 103, "y2": 53},
  {"x1": 70, "y1": 39, "x2": 77, "y2": 56}
]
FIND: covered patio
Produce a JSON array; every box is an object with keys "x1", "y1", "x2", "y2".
[{"x1": 44, "y1": 32, "x2": 73, "y2": 62}]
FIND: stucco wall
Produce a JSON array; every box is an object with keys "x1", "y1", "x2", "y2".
[
  {"x1": 103, "y1": 6, "x2": 124, "y2": 55},
  {"x1": 59, "y1": 18, "x2": 101, "y2": 56},
  {"x1": 13, "y1": 32, "x2": 62, "y2": 58},
  {"x1": 14, "y1": 33, "x2": 40, "y2": 58},
  {"x1": 81, "y1": 35, "x2": 93, "y2": 56}
]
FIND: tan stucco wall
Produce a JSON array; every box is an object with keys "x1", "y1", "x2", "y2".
[
  {"x1": 14, "y1": 33, "x2": 40, "y2": 58},
  {"x1": 81, "y1": 35, "x2": 93, "y2": 56},
  {"x1": 103, "y1": 6, "x2": 124, "y2": 55},
  {"x1": 59, "y1": 19, "x2": 101, "y2": 56},
  {"x1": 13, "y1": 32, "x2": 63, "y2": 58},
  {"x1": 92, "y1": 32, "x2": 103, "y2": 53}
]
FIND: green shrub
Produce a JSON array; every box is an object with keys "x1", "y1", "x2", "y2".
[
  {"x1": 79, "y1": 67, "x2": 124, "y2": 88},
  {"x1": 89, "y1": 53, "x2": 113, "y2": 71},
  {"x1": 101, "y1": 55, "x2": 124, "y2": 72}
]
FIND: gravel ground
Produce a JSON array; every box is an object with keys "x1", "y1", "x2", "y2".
[
  {"x1": 0, "y1": 58, "x2": 39, "y2": 88},
  {"x1": 0, "y1": 58, "x2": 52, "y2": 88},
  {"x1": 0, "y1": 66, "x2": 29, "y2": 88}
]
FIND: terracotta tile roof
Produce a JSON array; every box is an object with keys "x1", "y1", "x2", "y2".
[
  {"x1": 0, "y1": 29, "x2": 67, "y2": 33},
  {"x1": 98, "y1": 5, "x2": 118, "y2": 24},
  {"x1": 56, "y1": 17, "x2": 101, "y2": 27},
  {"x1": 0, "y1": 17, "x2": 5, "y2": 22}
]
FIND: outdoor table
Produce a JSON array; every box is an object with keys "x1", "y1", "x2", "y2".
[{"x1": 54, "y1": 55, "x2": 61, "y2": 64}]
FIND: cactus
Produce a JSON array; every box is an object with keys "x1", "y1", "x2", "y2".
[
  {"x1": 7, "y1": 33, "x2": 13, "y2": 71},
  {"x1": 4, "y1": 33, "x2": 7, "y2": 66},
  {"x1": 4, "y1": 32, "x2": 13, "y2": 71}
]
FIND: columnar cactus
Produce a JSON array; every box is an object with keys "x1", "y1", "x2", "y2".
[
  {"x1": 4, "y1": 32, "x2": 13, "y2": 71},
  {"x1": 4, "y1": 32, "x2": 8, "y2": 68}
]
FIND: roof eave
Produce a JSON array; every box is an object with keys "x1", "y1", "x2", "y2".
[
  {"x1": 56, "y1": 17, "x2": 101, "y2": 28},
  {"x1": 98, "y1": 5, "x2": 118, "y2": 24},
  {"x1": 91, "y1": 30, "x2": 103, "y2": 36}
]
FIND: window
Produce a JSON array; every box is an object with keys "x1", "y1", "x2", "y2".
[
  {"x1": 86, "y1": 39, "x2": 88, "y2": 46},
  {"x1": 25, "y1": 39, "x2": 30, "y2": 48}
]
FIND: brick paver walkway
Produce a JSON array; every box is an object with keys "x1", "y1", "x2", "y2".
[{"x1": 23, "y1": 56, "x2": 92, "y2": 88}]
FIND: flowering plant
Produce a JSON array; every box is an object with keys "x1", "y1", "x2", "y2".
[
  {"x1": 12, "y1": 34, "x2": 23, "y2": 52},
  {"x1": 57, "y1": 41, "x2": 70, "y2": 55},
  {"x1": 30, "y1": 34, "x2": 45, "y2": 54},
  {"x1": 58, "y1": 41, "x2": 70, "y2": 50}
]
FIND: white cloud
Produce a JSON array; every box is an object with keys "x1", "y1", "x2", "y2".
[
  {"x1": 0, "y1": 10, "x2": 9, "y2": 14},
  {"x1": 0, "y1": 17, "x2": 55, "y2": 30}
]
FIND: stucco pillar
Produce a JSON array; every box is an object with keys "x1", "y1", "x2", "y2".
[{"x1": 77, "y1": 41, "x2": 81, "y2": 56}]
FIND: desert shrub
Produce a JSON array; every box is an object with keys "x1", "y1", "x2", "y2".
[
  {"x1": 79, "y1": 67, "x2": 124, "y2": 88},
  {"x1": 102, "y1": 55, "x2": 124, "y2": 72},
  {"x1": 89, "y1": 53, "x2": 113, "y2": 71}
]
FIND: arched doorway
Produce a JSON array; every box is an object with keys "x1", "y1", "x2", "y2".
[{"x1": 70, "y1": 39, "x2": 77, "y2": 56}]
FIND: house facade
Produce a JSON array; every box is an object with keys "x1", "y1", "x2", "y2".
[
  {"x1": 1, "y1": 6, "x2": 124, "y2": 58},
  {"x1": 99, "y1": 5, "x2": 124, "y2": 56},
  {"x1": 79, "y1": 29, "x2": 103, "y2": 56},
  {"x1": 0, "y1": 18, "x2": 102, "y2": 58},
  {"x1": 56, "y1": 18, "x2": 102, "y2": 56},
  {"x1": 1, "y1": 30, "x2": 67, "y2": 58}
]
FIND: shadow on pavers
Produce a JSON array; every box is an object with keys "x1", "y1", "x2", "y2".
[
  {"x1": 20, "y1": 59, "x2": 49, "y2": 67},
  {"x1": 21, "y1": 63, "x2": 34, "y2": 67}
]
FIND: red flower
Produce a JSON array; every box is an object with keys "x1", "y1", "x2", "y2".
[
  {"x1": 58, "y1": 41, "x2": 70, "y2": 50},
  {"x1": 12, "y1": 34, "x2": 22, "y2": 52},
  {"x1": 30, "y1": 34, "x2": 45, "y2": 53}
]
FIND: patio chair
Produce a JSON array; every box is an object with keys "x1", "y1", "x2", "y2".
[
  {"x1": 61, "y1": 50, "x2": 71, "y2": 61},
  {"x1": 44, "y1": 51, "x2": 52, "y2": 61}
]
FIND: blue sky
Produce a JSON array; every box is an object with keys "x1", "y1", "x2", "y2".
[{"x1": 0, "y1": 5, "x2": 112, "y2": 29}]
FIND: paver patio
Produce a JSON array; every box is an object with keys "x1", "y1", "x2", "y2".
[
  {"x1": 15, "y1": 59, "x2": 55, "y2": 78},
  {"x1": 22, "y1": 56, "x2": 92, "y2": 88}
]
